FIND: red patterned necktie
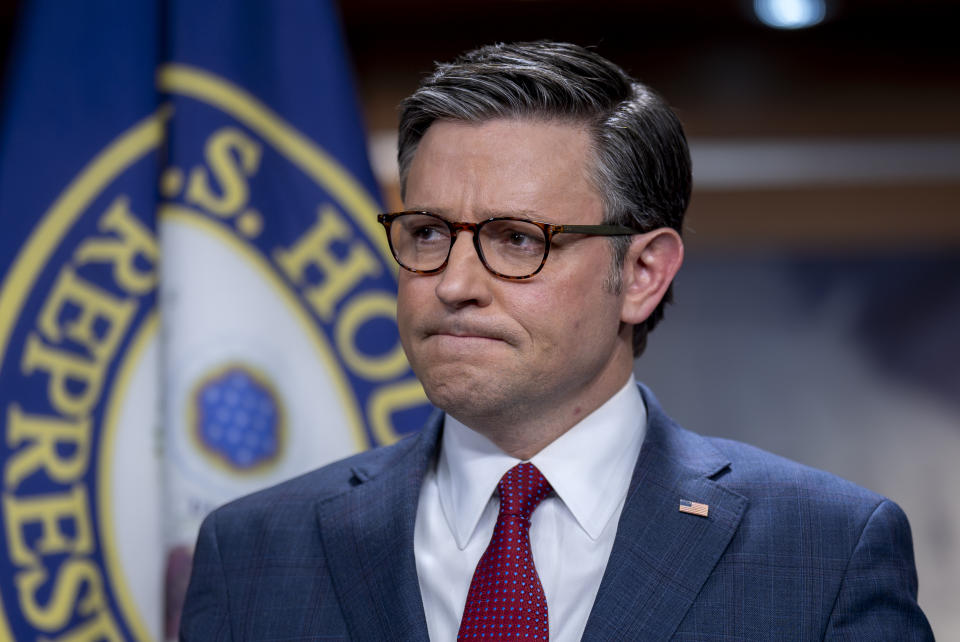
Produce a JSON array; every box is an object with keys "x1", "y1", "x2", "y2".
[{"x1": 458, "y1": 462, "x2": 553, "y2": 641}]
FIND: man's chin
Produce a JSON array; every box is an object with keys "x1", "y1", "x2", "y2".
[{"x1": 418, "y1": 371, "x2": 512, "y2": 415}]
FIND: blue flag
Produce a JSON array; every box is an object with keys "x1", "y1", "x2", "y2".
[{"x1": 0, "y1": 1, "x2": 430, "y2": 638}]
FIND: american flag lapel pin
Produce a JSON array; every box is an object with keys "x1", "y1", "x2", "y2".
[{"x1": 679, "y1": 499, "x2": 709, "y2": 517}]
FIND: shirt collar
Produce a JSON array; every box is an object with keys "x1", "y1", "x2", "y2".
[{"x1": 437, "y1": 375, "x2": 647, "y2": 549}]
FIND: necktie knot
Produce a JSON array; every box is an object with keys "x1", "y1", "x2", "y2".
[{"x1": 498, "y1": 462, "x2": 551, "y2": 519}]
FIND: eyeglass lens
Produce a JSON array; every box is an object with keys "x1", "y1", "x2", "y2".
[{"x1": 389, "y1": 213, "x2": 547, "y2": 277}]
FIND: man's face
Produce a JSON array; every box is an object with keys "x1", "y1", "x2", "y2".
[{"x1": 398, "y1": 118, "x2": 635, "y2": 430}]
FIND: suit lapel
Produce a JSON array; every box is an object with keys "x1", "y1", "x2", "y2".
[
  {"x1": 582, "y1": 386, "x2": 748, "y2": 641},
  {"x1": 315, "y1": 414, "x2": 442, "y2": 641}
]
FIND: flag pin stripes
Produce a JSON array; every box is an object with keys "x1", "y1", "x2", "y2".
[{"x1": 679, "y1": 499, "x2": 709, "y2": 517}]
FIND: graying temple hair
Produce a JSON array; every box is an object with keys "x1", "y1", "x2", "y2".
[{"x1": 397, "y1": 41, "x2": 691, "y2": 357}]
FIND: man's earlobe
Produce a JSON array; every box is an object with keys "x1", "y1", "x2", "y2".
[{"x1": 620, "y1": 228, "x2": 684, "y2": 324}]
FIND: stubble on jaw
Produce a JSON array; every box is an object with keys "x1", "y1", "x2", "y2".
[
  {"x1": 403, "y1": 336, "x2": 523, "y2": 421},
  {"x1": 406, "y1": 334, "x2": 627, "y2": 459}
]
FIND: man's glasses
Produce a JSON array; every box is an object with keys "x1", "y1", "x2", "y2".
[{"x1": 377, "y1": 211, "x2": 640, "y2": 280}]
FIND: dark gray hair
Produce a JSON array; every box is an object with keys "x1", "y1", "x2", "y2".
[{"x1": 397, "y1": 41, "x2": 691, "y2": 357}]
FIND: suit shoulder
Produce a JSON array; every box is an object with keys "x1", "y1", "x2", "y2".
[
  {"x1": 696, "y1": 435, "x2": 921, "y2": 581},
  {"x1": 705, "y1": 435, "x2": 887, "y2": 511}
]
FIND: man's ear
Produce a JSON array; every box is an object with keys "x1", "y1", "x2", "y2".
[{"x1": 619, "y1": 228, "x2": 684, "y2": 324}]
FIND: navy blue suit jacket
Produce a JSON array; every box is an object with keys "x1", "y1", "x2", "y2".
[{"x1": 180, "y1": 385, "x2": 933, "y2": 640}]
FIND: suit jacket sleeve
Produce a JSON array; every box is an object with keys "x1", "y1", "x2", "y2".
[
  {"x1": 179, "y1": 511, "x2": 234, "y2": 642},
  {"x1": 824, "y1": 499, "x2": 933, "y2": 640}
]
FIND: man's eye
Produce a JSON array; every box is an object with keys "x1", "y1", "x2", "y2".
[
  {"x1": 411, "y1": 225, "x2": 445, "y2": 241},
  {"x1": 487, "y1": 224, "x2": 544, "y2": 253},
  {"x1": 506, "y1": 230, "x2": 536, "y2": 246}
]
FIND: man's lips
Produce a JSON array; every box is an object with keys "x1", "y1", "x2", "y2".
[
  {"x1": 421, "y1": 323, "x2": 511, "y2": 344},
  {"x1": 431, "y1": 333, "x2": 502, "y2": 344}
]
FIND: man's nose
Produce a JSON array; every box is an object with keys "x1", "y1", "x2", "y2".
[{"x1": 434, "y1": 232, "x2": 493, "y2": 308}]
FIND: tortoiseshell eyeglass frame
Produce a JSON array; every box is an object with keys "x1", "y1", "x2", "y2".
[{"x1": 377, "y1": 210, "x2": 641, "y2": 280}]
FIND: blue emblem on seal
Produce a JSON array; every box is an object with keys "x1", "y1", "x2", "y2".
[{"x1": 194, "y1": 365, "x2": 282, "y2": 470}]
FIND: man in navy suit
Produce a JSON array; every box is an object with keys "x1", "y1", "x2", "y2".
[{"x1": 181, "y1": 41, "x2": 933, "y2": 640}]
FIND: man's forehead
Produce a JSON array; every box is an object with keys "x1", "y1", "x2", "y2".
[
  {"x1": 410, "y1": 118, "x2": 595, "y2": 181},
  {"x1": 404, "y1": 118, "x2": 603, "y2": 224}
]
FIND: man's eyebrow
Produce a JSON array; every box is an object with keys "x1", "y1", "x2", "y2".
[
  {"x1": 476, "y1": 208, "x2": 543, "y2": 220},
  {"x1": 402, "y1": 205, "x2": 445, "y2": 217},
  {"x1": 404, "y1": 207, "x2": 549, "y2": 222}
]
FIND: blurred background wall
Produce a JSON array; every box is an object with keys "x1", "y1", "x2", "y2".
[{"x1": 2, "y1": 0, "x2": 957, "y2": 637}]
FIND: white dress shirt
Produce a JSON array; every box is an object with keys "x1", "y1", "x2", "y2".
[{"x1": 414, "y1": 375, "x2": 647, "y2": 641}]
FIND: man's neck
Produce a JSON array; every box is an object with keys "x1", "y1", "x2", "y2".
[{"x1": 448, "y1": 371, "x2": 636, "y2": 460}]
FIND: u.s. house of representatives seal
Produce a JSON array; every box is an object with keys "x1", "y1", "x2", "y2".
[{"x1": 0, "y1": 65, "x2": 428, "y2": 640}]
